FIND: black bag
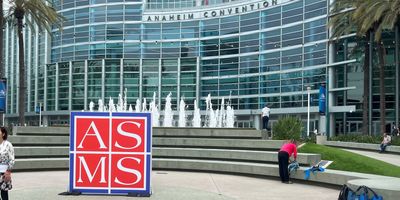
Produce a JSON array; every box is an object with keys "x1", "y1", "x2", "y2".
[
  {"x1": 355, "y1": 185, "x2": 383, "y2": 200},
  {"x1": 338, "y1": 184, "x2": 355, "y2": 200}
]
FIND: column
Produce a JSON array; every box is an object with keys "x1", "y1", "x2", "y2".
[{"x1": 84, "y1": 60, "x2": 88, "y2": 110}]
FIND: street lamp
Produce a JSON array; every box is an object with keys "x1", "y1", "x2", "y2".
[{"x1": 307, "y1": 86, "x2": 311, "y2": 137}]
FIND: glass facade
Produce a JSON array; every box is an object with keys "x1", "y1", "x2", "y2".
[{"x1": 7, "y1": 0, "x2": 396, "y2": 135}]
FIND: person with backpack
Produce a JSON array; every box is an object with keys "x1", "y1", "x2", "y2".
[{"x1": 278, "y1": 139, "x2": 297, "y2": 184}]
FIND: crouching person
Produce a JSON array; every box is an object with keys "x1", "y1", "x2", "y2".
[{"x1": 278, "y1": 139, "x2": 297, "y2": 184}]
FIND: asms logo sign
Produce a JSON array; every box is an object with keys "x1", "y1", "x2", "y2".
[{"x1": 69, "y1": 112, "x2": 151, "y2": 196}]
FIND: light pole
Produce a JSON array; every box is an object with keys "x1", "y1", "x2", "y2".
[
  {"x1": 39, "y1": 102, "x2": 42, "y2": 127},
  {"x1": 307, "y1": 86, "x2": 311, "y2": 137},
  {"x1": 36, "y1": 102, "x2": 42, "y2": 127}
]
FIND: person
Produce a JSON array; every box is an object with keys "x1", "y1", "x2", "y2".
[
  {"x1": 380, "y1": 133, "x2": 391, "y2": 153},
  {"x1": 261, "y1": 104, "x2": 270, "y2": 130},
  {"x1": 0, "y1": 127, "x2": 14, "y2": 200},
  {"x1": 391, "y1": 122, "x2": 397, "y2": 136},
  {"x1": 278, "y1": 139, "x2": 297, "y2": 184}
]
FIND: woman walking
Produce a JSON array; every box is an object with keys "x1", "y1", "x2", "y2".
[
  {"x1": 278, "y1": 139, "x2": 297, "y2": 184},
  {"x1": 0, "y1": 127, "x2": 14, "y2": 200}
]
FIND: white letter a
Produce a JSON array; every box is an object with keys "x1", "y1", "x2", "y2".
[{"x1": 78, "y1": 121, "x2": 107, "y2": 149}]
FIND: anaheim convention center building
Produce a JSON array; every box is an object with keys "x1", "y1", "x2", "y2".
[{"x1": 3, "y1": 0, "x2": 400, "y2": 136}]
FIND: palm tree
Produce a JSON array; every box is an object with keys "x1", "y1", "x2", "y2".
[
  {"x1": 353, "y1": 0, "x2": 400, "y2": 134},
  {"x1": 0, "y1": 0, "x2": 4, "y2": 78},
  {"x1": 0, "y1": 0, "x2": 4, "y2": 126},
  {"x1": 6, "y1": 0, "x2": 63, "y2": 125},
  {"x1": 329, "y1": 0, "x2": 371, "y2": 135}
]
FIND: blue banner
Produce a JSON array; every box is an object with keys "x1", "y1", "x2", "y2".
[
  {"x1": 319, "y1": 85, "x2": 326, "y2": 115},
  {"x1": 0, "y1": 79, "x2": 6, "y2": 113}
]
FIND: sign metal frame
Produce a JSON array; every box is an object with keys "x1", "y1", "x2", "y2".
[{"x1": 69, "y1": 112, "x2": 152, "y2": 196}]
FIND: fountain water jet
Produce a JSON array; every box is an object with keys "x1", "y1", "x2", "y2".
[
  {"x1": 89, "y1": 101, "x2": 95, "y2": 112},
  {"x1": 128, "y1": 104, "x2": 133, "y2": 112},
  {"x1": 163, "y1": 93, "x2": 173, "y2": 127},
  {"x1": 142, "y1": 98, "x2": 147, "y2": 112},
  {"x1": 98, "y1": 99, "x2": 104, "y2": 112},
  {"x1": 108, "y1": 97, "x2": 116, "y2": 112},
  {"x1": 192, "y1": 100, "x2": 201, "y2": 127},
  {"x1": 178, "y1": 98, "x2": 186, "y2": 127},
  {"x1": 150, "y1": 92, "x2": 160, "y2": 127},
  {"x1": 135, "y1": 99, "x2": 141, "y2": 112}
]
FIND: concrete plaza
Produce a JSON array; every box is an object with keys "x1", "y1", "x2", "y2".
[{"x1": 10, "y1": 170, "x2": 340, "y2": 200}]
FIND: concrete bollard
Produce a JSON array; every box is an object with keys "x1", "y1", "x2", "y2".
[{"x1": 316, "y1": 135, "x2": 327, "y2": 145}]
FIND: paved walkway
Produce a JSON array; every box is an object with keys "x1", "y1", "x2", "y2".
[
  {"x1": 342, "y1": 149, "x2": 400, "y2": 167},
  {"x1": 10, "y1": 171, "x2": 340, "y2": 200}
]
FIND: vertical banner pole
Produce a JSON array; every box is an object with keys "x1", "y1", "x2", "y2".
[
  {"x1": 307, "y1": 87, "x2": 311, "y2": 137},
  {"x1": 0, "y1": 78, "x2": 7, "y2": 126},
  {"x1": 39, "y1": 102, "x2": 42, "y2": 127}
]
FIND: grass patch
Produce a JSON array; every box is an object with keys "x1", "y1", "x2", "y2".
[{"x1": 299, "y1": 143, "x2": 400, "y2": 178}]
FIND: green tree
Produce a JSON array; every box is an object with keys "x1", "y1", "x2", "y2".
[
  {"x1": 6, "y1": 0, "x2": 63, "y2": 125},
  {"x1": 329, "y1": 0, "x2": 371, "y2": 135},
  {"x1": 0, "y1": 0, "x2": 5, "y2": 126},
  {"x1": 329, "y1": 0, "x2": 400, "y2": 135},
  {"x1": 0, "y1": 1, "x2": 4, "y2": 78},
  {"x1": 353, "y1": 0, "x2": 400, "y2": 134},
  {"x1": 272, "y1": 116, "x2": 303, "y2": 141}
]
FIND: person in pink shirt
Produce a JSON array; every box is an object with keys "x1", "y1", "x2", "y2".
[{"x1": 278, "y1": 139, "x2": 297, "y2": 184}]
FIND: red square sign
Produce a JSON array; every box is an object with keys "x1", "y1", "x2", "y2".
[{"x1": 69, "y1": 112, "x2": 152, "y2": 196}]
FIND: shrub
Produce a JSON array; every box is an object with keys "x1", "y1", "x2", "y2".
[
  {"x1": 330, "y1": 134, "x2": 400, "y2": 146},
  {"x1": 272, "y1": 116, "x2": 303, "y2": 141}
]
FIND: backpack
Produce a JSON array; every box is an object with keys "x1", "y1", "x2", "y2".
[
  {"x1": 338, "y1": 184, "x2": 384, "y2": 200},
  {"x1": 355, "y1": 185, "x2": 383, "y2": 200},
  {"x1": 288, "y1": 161, "x2": 299, "y2": 176},
  {"x1": 338, "y1": 184, "x2": 356, "y2": 200}
]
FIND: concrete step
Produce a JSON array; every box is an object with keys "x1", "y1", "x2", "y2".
[
  {"x1": 14, "y1": 157, "x2": 392, "y2": 188},
  {"x1": 14, "y1": 147, "x2": 69, "y2": 158},
  {"x1": 9, "y1": 136, "x2": 282, "y2": 150},
  {"x1": 12, "y1": 126, "x2": 261, "y2": 139},
  {"x1": 324, "y1": 141, "x2": 400, "y2": 154},
  {"x1": 9, "y1": 136, "x2": 69, "y2": 146},
  {"x1": 153, "y1": 127, "x2": 261, "y2": 138},
  {"x1": 14, "y1": 158, "x2": 69, "y2": 171},
  {"x1": 153, "y1": 147, "x2": 320, "y2": 166},
  {"x1": 152, "y1": 158, "x2": 389, "y2": 186},
  {"x1": 13, "y1": 126, "x2": 69, "y2": 136},
  {"x1": 15, "y1": 146, "x2": 319, "y2": 166},
  {"x1": 153, "y1": 138, "x2": 284, "y2": 150}
]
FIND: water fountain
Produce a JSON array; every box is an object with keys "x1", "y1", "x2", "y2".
[
  {"x1": 192, "y1": 100, "x2": 201, "y2": 127},
  {"x1": 142, "y1": 98, "x2": 147, "y2": 112},
  {"x1": 98, "y1": 99, "x2": 104, "y2": 112},
  {"x1": 178, "y1": 98, "x2": 186, "y2": 127},
  {"x1": 163, "y1": 93, "x2": 173, "y2": 127},
  {"x1": 205, "y1": 94, "x2": 217, "y2": 128},
  {"x1": 117, "y1": 94, "x2": 123, "y2": 112},
  {"x1": 135, "y1": 99, "x2": 141, "y2": 112},
  {"x1": 217, "y1": 98, "x2": 225, "y2": 128},
  {"x1": 108, "y1": 97, "x2": 116, "y2": 112},
  {"x1": 123, "y1": 88, "x2": 128, "y2": 112},
  {"x1": 89, "y1": 101, "x2": 95, "y2": 112},
  {"x1": 90, "y1": 90, "x2": 235, "y2": 129},
  {"x1": 128, "y1": 104, "x2": 133, "y2": 112},
  {"x1": 226, "y1": 104, "x2": 235, "y2": 128},
  {"x1": 149, "y1": 92, "x2": 160, "y2": 127}
]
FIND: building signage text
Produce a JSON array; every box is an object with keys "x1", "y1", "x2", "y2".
[{"x1": 145, "y1": 0, "x2": 287, "y2": 22}]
